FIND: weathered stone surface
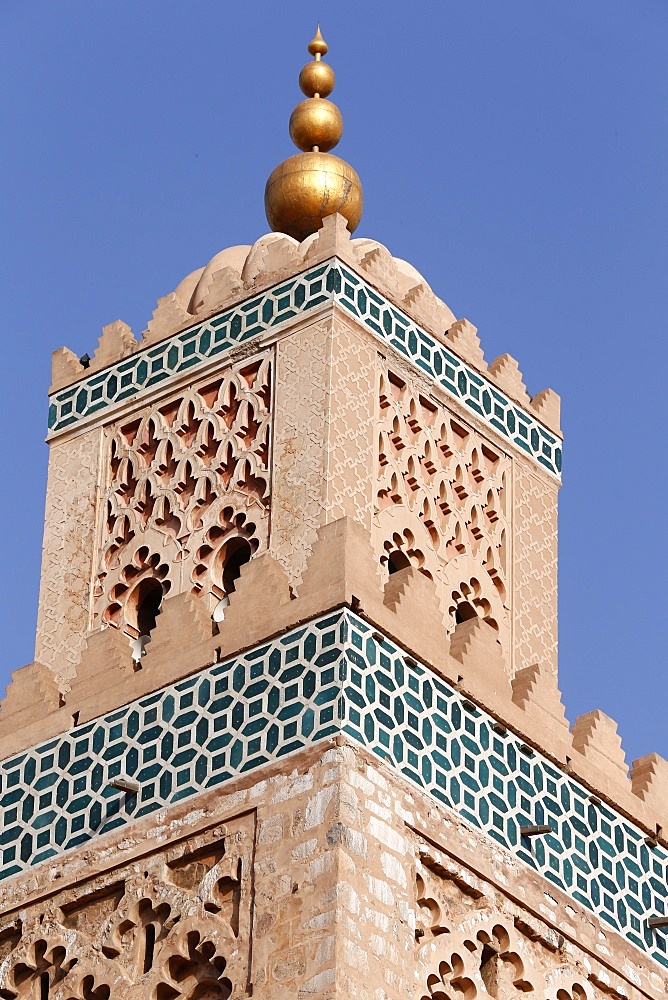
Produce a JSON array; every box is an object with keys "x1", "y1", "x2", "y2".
[{"x1": 0, "y1": 742, "x2": 661, "y2": 1000}]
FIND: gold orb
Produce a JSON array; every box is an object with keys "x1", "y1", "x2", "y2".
[
  {"x1": 299, "y1": 60, "x2": 335, "y2": 98},
  {"x1": 289, "y1": 98, "x2": 343, "y2": 153},
  {"x1": 265, "y1": 151, "x2": 363, "y2": 242}
]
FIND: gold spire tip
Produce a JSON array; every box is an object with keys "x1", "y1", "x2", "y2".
[{"x1": 308, "y1": 25, "x2": 328, "y2": 59}]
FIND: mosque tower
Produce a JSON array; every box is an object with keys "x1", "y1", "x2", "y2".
[{"x1": 0, "y1": 29, "x2": 667, "y2": 1000}]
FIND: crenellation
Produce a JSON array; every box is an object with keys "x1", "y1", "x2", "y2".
[
  {"x1": 0, "y1": 662, "x2": 65, "y2": 760},
  {"x1": 572, "y1": 709, "x2": 630, "y2": 779},
  {"x1": 449, "y1": 616, "x2": 509, "y2": 703},
  {"x1": 381, "y1": 563, "x2": 445, "y2": 639},
  {"x1": 90, "y1": 318, "x2": 137, "y2": 372},
  {"x1": 191, "y1": 245, "x2": 251, "y2": 311},
  {"x1": 356, "y1": 240, "x2": 402, "y2": 297},
  {"x1": 196, "y1": 263, "x2": 247, "y2": 317},
  {"x1": 530, "y1": 386, "x2": 562, "y2": 436},
  {"x1": 444, "y1": 317, "x2": 487, "y2": 371},
  {"x1": 244, "y1": 233, "x2": 304, "y2": 286},
  {"x1": 303, "y1": 210, "x2": 359, "y2": 265},
  {"x1": 8, "y1": 488, "x2": 668, "y2": 870},
  {"x1": 488, "y1": 351, "x2": 532, "y2": 407},
  {"x1": 511, "y1": 661, "x2": 571, "y2": 735},
  {"x1": 215, "y1": 550, "x2": 294, "y2": 653},
  {"x1": 143, "y1": 289, "x2": 193, "y2": 344},
  {"x1": 0, "y1": 697, "x2": 70, "y2": 765},
  {"x1": 69, "y1": 623, "x2": 142, "y2": 716},
  {"x1": 401, "y1": 278, "x2": 457, "y2": 341},
  {"x1": 50, "y1": 344, "x2": 85, "y2": 392},
  {"x1": 0, "y1": 660, "x2": 61, "y2": 722},
  {"x1": 630, "y1": 753, "x2": 668, "y2": 832}
]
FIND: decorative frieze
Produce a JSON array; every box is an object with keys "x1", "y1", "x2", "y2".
[{"x1": 47, "y1": 261, "x2": 562, "y2": 479}]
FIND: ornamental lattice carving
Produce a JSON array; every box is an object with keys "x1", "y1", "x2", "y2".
[
  {"x1": 374, "y1": 364, "x2": 510, "y2": 662},
  {"x1": 0, "y1": 815, "x2": 253, "y2": 999},
  {"x1": 94, "y1": 353, "x2": 271, "y2": 634},
  {"x1": 415, "y1": 860, "x2": 592, "y2": 1000}
]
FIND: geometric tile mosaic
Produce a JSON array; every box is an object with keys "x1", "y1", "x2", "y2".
[
  {"x1": 0, "y1": 612, "x2": 664, "y2": 965},
  {"x1": 48, "y1": 260, "x2": 562, "y2": 479}
]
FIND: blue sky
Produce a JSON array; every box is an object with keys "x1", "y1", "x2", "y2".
[{"x1": 0, "y1": 2, "x2": 666, "y2": 766}]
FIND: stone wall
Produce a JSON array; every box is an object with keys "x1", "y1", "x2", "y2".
[{"x1": 0, "y1": 741, "x2": 661, "y2": 1000}]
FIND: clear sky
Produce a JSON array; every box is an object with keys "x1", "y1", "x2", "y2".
[{"x1": 0, "y1": 2, "x2": 666, "y2": 766}]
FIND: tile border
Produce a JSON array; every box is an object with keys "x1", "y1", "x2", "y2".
[{"x1": 48, "y1": 261, "x2": 562, "y2": 478}]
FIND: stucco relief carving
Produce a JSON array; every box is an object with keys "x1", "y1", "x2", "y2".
[
  {"x1": 0, "y1": 816, "x2": 253, "y2": 999},
  {"x1": 323, "y1": 318, "x2": 377, "y2": 528},
  {"x1": 375, "y1": 364, "x2": 510, "y2": 663},
  {"x1": 34, "y1": 431, "x2": 101, "y2": 686},
  {"x1": 94, "y1": 354, "x2": 271, "y2": 636},
  {"x1": 513, "y1": 460, "x2": 558, "y2": 676},
  {"x1": 271, "y1": 321, "x2": 329, "y2": 584}
]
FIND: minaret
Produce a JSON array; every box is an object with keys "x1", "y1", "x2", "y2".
[{"x1": 0, "y1": 28, "x2": 667, "y2": 1000}]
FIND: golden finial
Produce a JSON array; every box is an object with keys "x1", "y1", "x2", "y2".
[
  {"x1": 307, "y1": 25, "x2": 328, "y2": 58},
  {"x1": 264, "y1": 27, "x2": 363, "y2": 242}
]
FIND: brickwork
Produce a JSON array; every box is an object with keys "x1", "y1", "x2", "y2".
[
  {"x1": 17, "y1": 222, "x2": 665, "y2": 1000},
  {"x1": 34, "y1": 428, "x2": 101, "y2": 686}
]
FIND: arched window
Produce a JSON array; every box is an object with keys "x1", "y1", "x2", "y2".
[
  {"x1": 454, "y1": 601, "x2": 477, "y2": 625},
  {"x1": 142, "y1": 922, "x2": 156, "y2": 974},
  {"x1": 132, "y1": 577, "x2": 164, "y2": 636},
  {"x1": 220, "y1": 537, "x2": 253, "y2": 596}
]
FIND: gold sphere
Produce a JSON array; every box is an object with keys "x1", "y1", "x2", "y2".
[
  {"x1": 299, "y1": 60, "x2": 335, "y2": 98},
  {"x1": 265, "y1": 151, "x2": 363, "y2": 242},
  {"x1": 289, "y1": 98, "x2": 343, "y2": 153}
]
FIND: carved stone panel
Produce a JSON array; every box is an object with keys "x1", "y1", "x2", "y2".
[
  {"x1": 35, "y1": 430, "x2": 102, "y2": 686},
  {"x1": 374, "y1": 361, "x2": 511, "y2": 664},
  {"x1": 414, "y1": 847, "x2": 595, "y2": 1000},
  {"x1": 0, "y1": 813, "x2": 254, "y2": 999},
  {"x1": 93, "y1": 353, "x2": 272, "y2": 637},
  {"x1": 512, "y1": 458, "x2": 558, "y2": 676}
]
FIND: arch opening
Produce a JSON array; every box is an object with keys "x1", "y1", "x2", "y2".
[
  {"x1": 143, "y1": 922, "x2": 156, "y2": 975},
  {"x1": 220, "y1": 537, "x2": 253, "y2": 595},
  {"x1": 387, "y1": 550, "x2": 411, "y2": 575},
  {"x1": 131, "y1": 577, "x2": 164, "y2": 636},
  {"x1": 454, "y1": 601, "x2": 477, "y2": 625}
]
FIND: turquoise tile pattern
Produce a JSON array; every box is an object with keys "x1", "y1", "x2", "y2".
[
  {"x1": 0, "y1": 612, "x2": 665, "y2": 965},
  {"x1": 48, "y1": 261, "x2": 562, "y2": 479}
]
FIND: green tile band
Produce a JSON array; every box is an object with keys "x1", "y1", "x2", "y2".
[
  {"x1": 48, "y1": 260, "x2": 562, "y2": 478},
  {"x1": 0, "y1": 611, "x2": 664, "y2": 965}
]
